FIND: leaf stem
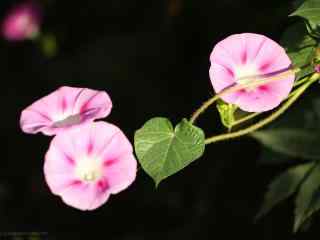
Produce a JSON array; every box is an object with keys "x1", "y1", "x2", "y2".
[
  {"x1": 190, "y1": 67, "x2": 300, "y2": 124},
  {"x1": 204, "y1": 73, "x2": 320, "y2": 145}
]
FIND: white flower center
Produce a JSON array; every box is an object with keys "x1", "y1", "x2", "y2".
[
  {"x1": 52, "y1": 108, "x2": 99, "y2": 128},
  {"x1": 75, "y1": 158, "x2": 103, "y2": 182},
  {"x1": 235, "y1": 65, "x2": 260, "y2": 90},
  {"x1": 53, "y1": 113, "x2": 82, "y2": 128}
]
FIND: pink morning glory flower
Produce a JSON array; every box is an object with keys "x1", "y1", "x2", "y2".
[
  {"x1": 2, "y1": 1, "x2": 42, "y2": 41},
  {"x1": 20, "y1": 86, "x2": 112, "y2": 136},
  {"x1": 209, "y1": 33, "x2": 295, "y2": 112},
  {"x1": 44, "y1": 122, "x2": 137, "y2": 210}
]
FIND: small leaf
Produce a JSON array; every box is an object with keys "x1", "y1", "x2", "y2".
[
  {"x1": 294, "y1": 162, "x2": 320, "y2": 232},
  {"x1": 281, "y1": 21, "x2": 317, "y2": 79},
  {"x1": 134, "y1": 117, "x2": 205, "y2": 186},
  {"x1": 291, "y1": 0, "x2": 320, "y2": 27},
  {"x1": 252, "y1": 129, "x2": 320, "y2": 160},
  {"x1": 216, "y1": 100, "x2": 237, "y2": 130},
  {"x1": 256, "y1": 162, "x2": 314, "y2": 219}
]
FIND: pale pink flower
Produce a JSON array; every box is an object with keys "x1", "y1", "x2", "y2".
[
  {"x1": 44, "y1": 122, "x2": 137, "y2": 210},
  {"x1": 20, "y1": 86, "x2": 112, "y2": 136},
  {"x1": 210, "y1": 33, "x2": 295, "y2": 112},
  {"x1": 2, "y1": 1, "x2": 42, "y2": 41}
]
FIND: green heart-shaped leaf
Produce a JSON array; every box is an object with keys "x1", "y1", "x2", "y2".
[{"x1": 134, "y1": 117, "x2": 205, "y2": 186}]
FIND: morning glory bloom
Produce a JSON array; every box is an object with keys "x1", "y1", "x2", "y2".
[
  {"x1": 209, "y1": 33, "x2": 295, "y2": 112},
  {"x1": 44, "y1": 122, "x2": 137, "y2": 210},
  {"x1": 20, "y1": 86, "x2": 112, "y2": 136},
  {"x1": 2, "y1": 1, "x2": 42, "y2": 41}
]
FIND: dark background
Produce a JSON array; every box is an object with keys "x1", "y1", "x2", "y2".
[{"x1": 0, "y1": 0, "x2": 316, "y2": 239}]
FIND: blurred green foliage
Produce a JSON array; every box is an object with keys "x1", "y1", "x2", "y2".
[{"x1": 254, "y1": 0, "x2": 320, "y2": 232}]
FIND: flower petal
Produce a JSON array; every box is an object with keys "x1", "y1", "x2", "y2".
[
  {"x1": 103, "y1": 153, "x2": 137, "y2": 194},
  {"x1": 72, "y1": 88, "x2": 112, "y2": 120},
  {"x1": 20, "y1": 86, "x2": 112, "y2": 135},
  {"x1": 234, "y1": 86, "x2": 282, "y2": 112},
  {"x1": 59, "y1": 182, "x2": 108, "y2": 211}
]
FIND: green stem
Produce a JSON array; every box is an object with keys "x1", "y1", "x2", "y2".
[
  {"x1": 204, "y1": 73, "x2": 320, "y2": 145},
  {"x1": 293, "y1": 75, "x2": 311, "y2": 87},
  {"x1": 288, "y1": 86, "x2": 302, "y2": 99},
  {"x1": 288, "y1": 75, "x2": 312, "y2": 99},
  {"x1": 231, "y1": 112, "x2": 261, "y2": 127},
  {"x1": 190, "y1": 67, "x2": 300, "y2": 124}
]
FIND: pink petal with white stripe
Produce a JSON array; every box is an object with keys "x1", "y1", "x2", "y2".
[
  {"x1": 20, "y1": 86, "x2": 112, "y2": 136},
  {"x1": 210, "y1": 33, "x2": 295, "y2": 112},
  {"x1": 44, "y1": 122, "x2": 137, "y2": 211}
]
